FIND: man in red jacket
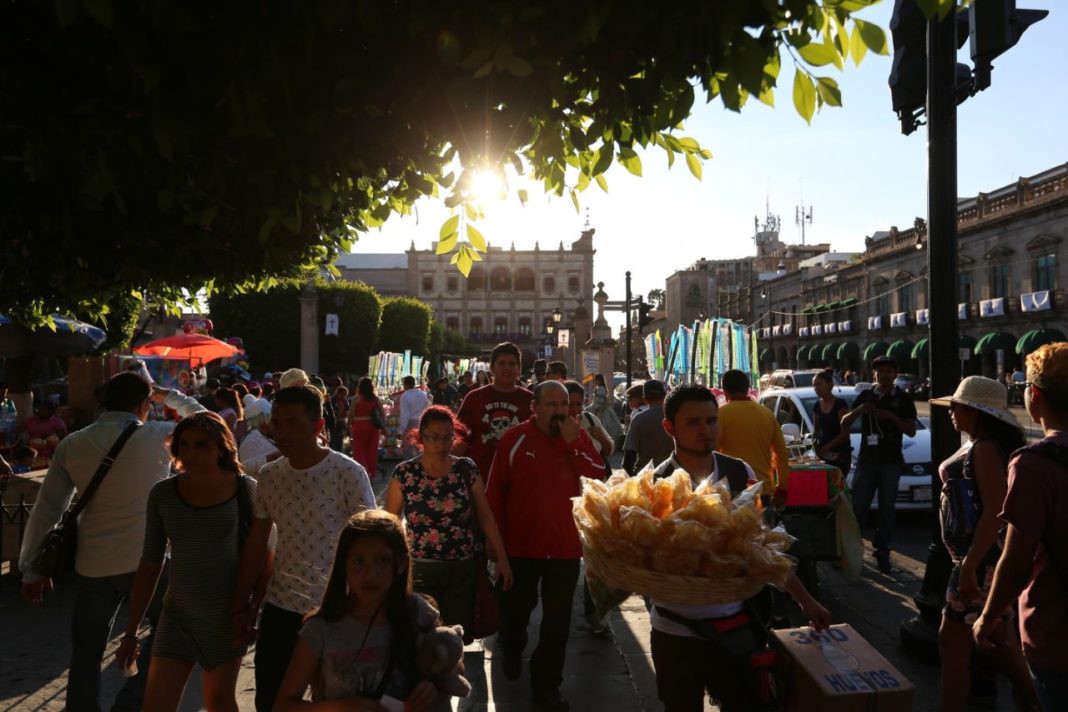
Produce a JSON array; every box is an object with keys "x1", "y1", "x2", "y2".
[{"x1": 486, "y1": 380, "x2": 606, "y2": 710}]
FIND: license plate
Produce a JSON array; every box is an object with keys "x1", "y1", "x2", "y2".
[{"x1": 911, "y1": 485, "x2": 932, "y2": 502}]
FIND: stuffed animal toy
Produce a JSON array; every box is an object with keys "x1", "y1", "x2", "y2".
[{"x1": 415, "y1": 624, "x2": 471, "y2": 698}]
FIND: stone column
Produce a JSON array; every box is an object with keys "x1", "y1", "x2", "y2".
[
  {"x1": 299, "y1": 281, "x2": 319, "y2": 374},
  {"x1": 587, "y1": 283, "x2": 616, "y2": 388}
]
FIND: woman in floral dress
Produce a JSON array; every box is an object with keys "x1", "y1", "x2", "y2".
[{"x1": 385, "y1": 406, "x2": 512, "y2": 633}]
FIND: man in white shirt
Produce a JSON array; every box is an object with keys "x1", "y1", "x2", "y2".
[
  {"x1": 19, "y1": 372, "x2": 204, "y2": 712},
  {"x1": 397, "y1": 375, "x2": 430, "y2": 456},
  {"x1": 231, "y1": 385, "x2": 375, "y2": 712},
  {"x1": 649, "y1": 385, "x2": 830, "y2": 712}
]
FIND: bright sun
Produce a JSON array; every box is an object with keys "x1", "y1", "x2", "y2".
[{"x1": 468, "y1": 168, "x2": 506, "y2": 203}]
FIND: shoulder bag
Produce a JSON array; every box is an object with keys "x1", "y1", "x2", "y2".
[
  {"x1": 33, "y1": 421, "x2": 141, "y2": 579},
  {"x1": 461, "y1": 460, "x2": 499, "y2": 643}
]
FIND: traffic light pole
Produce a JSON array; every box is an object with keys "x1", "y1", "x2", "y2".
[
  {"x1": 625, "y1": 271, "x2": 633, "y2": 392},
  {"x1": 900, "y1": 4, "x2": 960, "y2": 660}
]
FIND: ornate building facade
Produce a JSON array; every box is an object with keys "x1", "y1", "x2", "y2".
[{"x1": 752, "y1": 164, "x2": 1068, "y2": 379}]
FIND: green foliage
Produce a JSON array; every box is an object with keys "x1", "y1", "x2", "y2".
[
  {"x1": 209, "y1": 279, "x2": 380, "y2": 376},
  {"x1": 2, "y1": 0, "x2": 917, "y2": 325},
  {"x1": 80, "y1": 291, "x2": 142, "y2": 352},
  {"x1": 378, "y1": 298, "x2": 432, "y2": 356},
  {"x1": 209, "y1": 282, "x2": 302, "y2": 374},
  {"x1": 428, "y1": 321, "x2": 474, "y2": 373},
  {"x1": 318, "y1": 280, "x2": 382, "y2": 377}
]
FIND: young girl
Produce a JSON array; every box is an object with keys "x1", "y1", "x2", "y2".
[
  {"x1": 385, "y1": 407, "x2": 513, "y2": 635},
  {"x1": 275, "y1": 510, "x2": 461, "y2": 711},
  {"x1": 116, "y1": 411, "x2": 273, "y2": 712}
]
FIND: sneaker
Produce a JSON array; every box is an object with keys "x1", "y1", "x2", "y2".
[
  {"x1": 532, "y1": 686, "x2": 570, "y2": 711},
  {"x1": 875, "y1": 549, "x2": 892, "y2": 574}
]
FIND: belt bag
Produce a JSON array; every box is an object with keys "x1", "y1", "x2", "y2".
[
  {"x1": 33, "y1": 422, "x2": 141, "y2": 579},
  {"x1": 656, "y1": 599, "x2": 781, "y2": 711}
]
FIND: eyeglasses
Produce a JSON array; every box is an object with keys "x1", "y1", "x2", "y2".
[{"x1": 421, "y1": 433, "x2": 454, "y2": 444}]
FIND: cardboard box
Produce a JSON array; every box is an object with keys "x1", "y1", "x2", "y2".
[{"x1": 773, "y1": 624, "x2": 914, "y2": 711}]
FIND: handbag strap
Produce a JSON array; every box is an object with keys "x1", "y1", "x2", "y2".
[{"x1": 69, "y1": 421, "x2": 141, "y2": 519}]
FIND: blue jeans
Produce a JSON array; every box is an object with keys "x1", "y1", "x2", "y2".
[
  {"x1": 1029, "y1": 663, "x2": 1068, "y2": 712},
  {"x1": 68, "y1": 570, "x2": 164, "y2": 712},
  {"x1": 850, "y1": 460, "x2": 901, "y2": 553}
]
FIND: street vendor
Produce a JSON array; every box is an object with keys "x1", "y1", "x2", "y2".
[{"x1": 650, "y1": 385, "x2": 830, "y2": 712}]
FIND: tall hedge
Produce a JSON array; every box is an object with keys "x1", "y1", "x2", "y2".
[
  {"x1": 378, "y1": 297, "x2": 432, "y2": 356},
  {"x1": 209, "y1": 278, "x2": 380, "y2": 376}
]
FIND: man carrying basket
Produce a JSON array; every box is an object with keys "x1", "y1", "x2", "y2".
[{"x1": 650, "y1": 385, "x2": 831, "y2": 712}]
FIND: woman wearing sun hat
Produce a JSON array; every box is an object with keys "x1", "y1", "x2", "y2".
[{"x1": 930, "y1": 376, "x2": 1038, "y2": 711}]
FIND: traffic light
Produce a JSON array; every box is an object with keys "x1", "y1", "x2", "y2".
[
  {"x1": 889, "y1": 0, "x2": 928, "y2": 124},
  {"x1": 638, "y1": 298, "x2": 653, "y2": 330},
  {"x1": 889, "y1": 0, "x2": 971, "y2": 135},
  {"x1": 969, "y1": 0, "x2": 1047, "y2": 90}
]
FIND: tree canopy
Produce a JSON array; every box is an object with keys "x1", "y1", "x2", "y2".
[{"x1": 0, "y1": 0, "x2": 945, "y2": 327}]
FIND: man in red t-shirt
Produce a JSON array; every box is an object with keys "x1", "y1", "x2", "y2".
[
  {"x1": 455, "y1": 342, "x2": 533, "y2": 477},
  {"x1": 485, "y1": 380, "x2": 606, "y2": 710},
  {"x1": 975, "y1": 342, "x2": 1068, "y2": 711}
]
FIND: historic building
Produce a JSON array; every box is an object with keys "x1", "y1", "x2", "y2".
[
  {"x1": 337, "y1": 230, "x2": 597, "y2": 364},
  {"x1": 752, "y1": 164, "x2": 1068, "y2": 379},
  {"x1": 663, "y1": 214, "x2": 831, "y2": 328}
]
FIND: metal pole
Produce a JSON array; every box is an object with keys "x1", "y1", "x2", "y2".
[
  {"x1": 900, "y1": 2, "x2": 960, "y2": 659},
  {"x1": 625, "y1": 271, "x2": 633, "y2": 392}
]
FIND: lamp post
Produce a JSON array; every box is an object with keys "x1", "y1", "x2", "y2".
[{"x1": 544, "y1": 318, "x2": 555, "y2": 359}]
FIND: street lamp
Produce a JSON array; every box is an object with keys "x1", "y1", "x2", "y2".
[
  {"x1": 552, "y1": 307, "x2": 562, "y2": 325},
  {"x1": 545, "y1": 318, "x2": 555, "y2": 336},
  {"x1": 544, "y1": 319, "x2": 555, "y2": 359}
]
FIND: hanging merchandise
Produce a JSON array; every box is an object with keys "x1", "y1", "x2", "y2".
[{"x1": 750, "y1": 328, "x2": 760, "y2": 385}]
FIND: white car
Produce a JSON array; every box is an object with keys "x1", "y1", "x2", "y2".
[{"x1": 757, "y1": 385, "x2": 934, "y2": 510}]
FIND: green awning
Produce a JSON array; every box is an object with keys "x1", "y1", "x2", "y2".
[
  {"x1": 840, "y1": 296, "x2": 858, "y2": 307},
  {"x1": 1015, "y1": 328, "x2": 1066, "y2": 356},
  {"x1": 837, "y1": 341, "x2": 860, "y2": 362},
  {"x1": 887, "y1": 339, "x2": 914, "y2": 364},
  {"x1": 759, "y1": 348, "x2": 773, "y2": 362},
  {"x1": 826, "y1": 300, "x2": 842, "y2": 310},
  {"x1": 959, "y1": 334, "x2": 978, "y2": 349},
  {"x1": 796, "y1": 344, "x2": 811, "y2": 361},
  {"x1": 821, "y1": 343, "x2": 837, "y2": 362},
  {"x1": 863, "y1": 341, "x2": 889, "y2": 362},
  {"x1": 801, "y1": 306, "x2": 815, "y2": 315},
  {"x1": 975, "y1": 331, "x2": 1017, "y2": 356},
  {"x1": 814, "y1": 303, "x2": 828, "y2": 312},
  {"x1": 911, "y1": 337, "x2": 929, "y2": 360}
]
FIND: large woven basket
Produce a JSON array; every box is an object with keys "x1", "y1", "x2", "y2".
[{"x1": 583, "y1": 545, "x2": 765, "y2": 606}]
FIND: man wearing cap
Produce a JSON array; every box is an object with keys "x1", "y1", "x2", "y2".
[
  {"x1": 622, "y1": 380, "x2": 674, "y2": 475},
  {"x1": 531, "y1": 358, "x2": 548, "y2": 385},
  {"x1": 841, "y1": 355, "x2": 916, "y2": 573}
]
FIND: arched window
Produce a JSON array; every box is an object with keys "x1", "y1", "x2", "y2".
[
  {"x1": 470, "y1": 316, "x2": 483, "y2": 334},
  {"x1": 445, "y1": 316, "x2": 460, "y2": 331},
  {"x1": 468, "y1": 267, "x2": 486, "y2": 291},
  {"x1": 518, "y1": 316, "x2": 532, "y2": 336},
  {"x1": 567, "y1": 274, "x2": 580, "y2": 293},
  {"x1": 543, "y1": 275, "x2": 556, "y2": 294},
  {"x1": 493, "y1": 316, "x2": 508, "y2": 334},
  {"x1": 490, "y1": 267, "x2": 512, "y2": 291},
  {"x1": 514, "y1": 267, "x2": 535, "y2": 291}
]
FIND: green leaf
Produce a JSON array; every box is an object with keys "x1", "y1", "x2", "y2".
[
  {"x1": 591, "y1": 142, "x2": 614, "y2": 176},
  {"x1": 757, "y1": 86, "x2": 775, "y2": 107},
  {"x1": 798, "y1": 42, "x2": 837, "y2": 67},
  {"x1": 792, "y1": 69, "x2": 816, "y2": 124},
  {"x1": 464, "y1": 202, "x2": 478, "y2": 221},
  {"x1": 619, "y1": 147, "x2": 642, "y2": 177},
  {"x1": 685, "y1": 153, "x2": 702, "y2": 181},
  {"x1": 816, "y1": 77, "x2": 842, "y2": 107},
  {"x1": 849, "y1": 22, "x2": 869, "y2": 65},
  {"x1": 456, "y1": 246, "x2": 473, "y2": 277},
  {"x1": 855, "y1": 19, "x2": 889, "y2": 55},
  {"x1": 594, "y1": 174, "x2": 608, "y2": 192},
  {"x1": 437, "y1": 232, "x2": 458, "y2": 254},
  {"x1": 439, "y1": 214, "x2": 459, "y2": 240},
  {"x1": 466, "y1": 223, "x2": 487, "y2": 251},
  {"x1": 569, "y1": 188, "x2": 580, "y2": 213},
  {"x1": 517, "y1": 188, "x2": 529, "y2": 205},
  {"x1": 678, "y1": 137, "x2": 700, "y2": 152},
  {"x1": 505, "y1": 56, "x2": 533, "y2": 77}
]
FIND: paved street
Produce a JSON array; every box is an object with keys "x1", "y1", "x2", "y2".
[{"x1": 0, "y1": 467, "x2": 1023, "y2": 711}]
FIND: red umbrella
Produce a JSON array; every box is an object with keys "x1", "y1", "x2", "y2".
[{"x1": 134, "y1": 332, "x2": 244, "y2": 366}]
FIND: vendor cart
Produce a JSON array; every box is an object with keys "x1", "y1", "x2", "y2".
[{"x1": 778, "y1": 462, "x2": 851, "y2": 596}]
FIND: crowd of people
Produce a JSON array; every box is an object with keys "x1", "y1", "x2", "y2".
[{"x1": 6, "y1": 339, "x2": 1067, "y2": 711}]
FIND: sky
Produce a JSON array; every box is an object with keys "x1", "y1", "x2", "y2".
[{"x1": 347, "y1": 1, "x2": 1067, "y2": 331}]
